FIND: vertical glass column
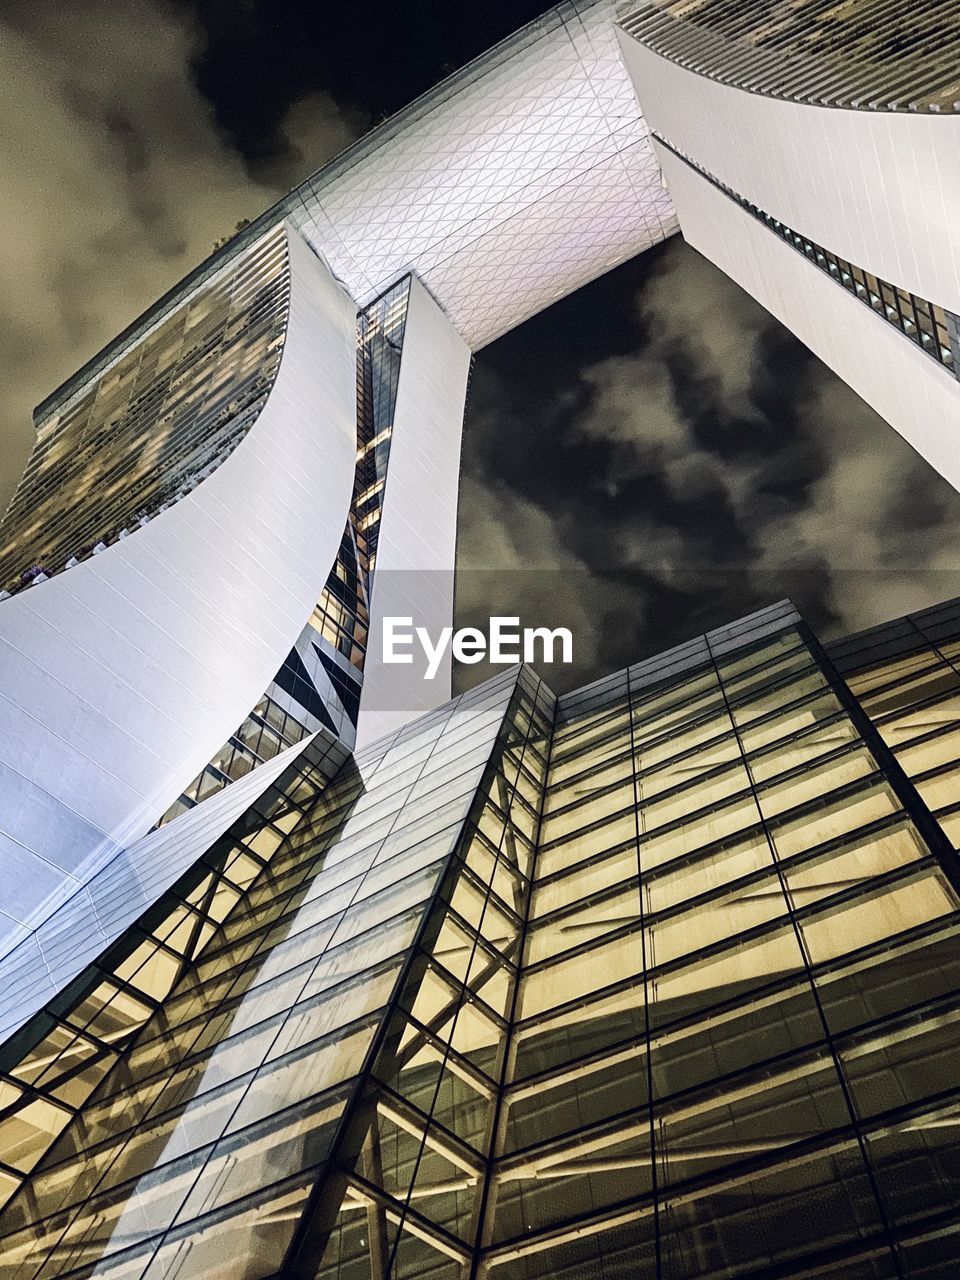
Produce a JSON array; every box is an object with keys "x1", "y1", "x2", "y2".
[{"x1": 302, "y1": 669, "x2": 553, "y2": 1280}]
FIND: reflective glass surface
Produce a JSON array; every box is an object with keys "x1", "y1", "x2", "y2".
[
  {"x1": 0, "y1": 226, "x2": 289, "y2": 595},
  {"x1": 3, "y1": 614, "x2": 960, "y2": 1277}
]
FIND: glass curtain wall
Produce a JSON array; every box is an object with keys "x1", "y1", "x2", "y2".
[
  {"x1": 488, "y1": 620, "x2": 960, "y2": 1279},
  {"x1": 158, "y1": 279, "x2": 413, "y2": 826},
  {"x1": 3, "y1": 615, "x2": 960, "y2": 1278},
  {"x1": 0, "y1": 666, "x2": 526, "y2": 1279},
  {"x1": 829, "y1": 597, "x2": 960, "y2": 855},
  {"x1": 0, "y1": 226, "x2": 290, "y2": 595}
]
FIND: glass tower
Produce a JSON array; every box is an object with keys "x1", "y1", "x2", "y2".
[{"x1": 3, "y1": 599, "x2": 960, "y2": 1279}]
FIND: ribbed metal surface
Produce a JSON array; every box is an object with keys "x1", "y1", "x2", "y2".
[{"x1": 621, "y1": 0, "x2": 960, "y2": 112}]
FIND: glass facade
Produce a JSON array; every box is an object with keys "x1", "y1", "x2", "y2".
[
  {"x1": 0, "y1": 226, "x2": 290, "y2": 596},
  {"x1": 828, "y1": 595, "x2": 960, "y2": 854},
  {"x1": 295, "y1": 276, "x2": 411, "y2": 680},
  {"x1": 2, "y1": 603, "x2": 960, "y2": 1277},
  {"x1": 0, "y1": 221, "x2": 410, "y2": 831},
  {"x1": 620, "y1": 0, "x2": 960, "y2": 114}
]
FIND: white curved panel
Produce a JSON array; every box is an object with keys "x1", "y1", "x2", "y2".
[
  {"x1": 617, "y1": 30, "x2": 960, "y2": 313},
  {"x1": 358, "y1": 278, "x2": 472, "y2": 746},
  {"x1": 0, "y1": 227, "x2": 357, "y2": 958},
  {"x1": 286, "y1": 0, "x2": 677, "y2": 348},
  {"x1": 657, "y1": 148, "x2": 960, "y2": 493}
]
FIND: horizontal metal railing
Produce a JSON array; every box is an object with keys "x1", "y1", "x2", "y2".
[
  {"x1": 657, "y1": 136, "x2": 958, "y2": 375},
  {"x1": 620, "y1": 0, "x2": 960, "y2": 112}
]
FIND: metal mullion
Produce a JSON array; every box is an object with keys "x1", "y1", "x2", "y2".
[
  {"x1": 548, "y1": 728, "x2": 747, "y2": 826},
  {"x1": 503, "y1": 1031, "x2": 649, "y2": 1108},
  {"x1": 337, "y1": 1166, "x2": 472, "y2": 1266},
  {"x1": 535, "y1": 808, "x2": 926, "y2": 952},
  {"x1": 470, "y1": 676, "x2": 553, "y2": 1275},
  {"x1": 379, "y1": 684, "x2": 542, "y2": 1273},
  {"x1": 543, "y1": 739, "x2": 883, "y2": 866},
  {"x1": 0, "y1": 734, "x2": 357, "y2": 1243},
  {"x1": 10, "y1": 1036, "x2": 118, "y2": 1115},
  {"x1": 678, "y1": 846, "x2": 936, "y2": 977},
  {"x1": 391, "y1": 957, "x2": 512, "y2": 1085},
  {"x1": 896, "y1": 711, "x2": 960, "y2": 757},
  {"x1": 564, "y1": 707, "x2": 729, "y2": 791},
  {"x1": 550, "y1": 716, "x2": 633, "y2": 773},
  {"x1": 445, "y1": 861, "x2": 525, "y2": 941},
  {"x1": 534, "y1": 800, "x2": 905, "y2": 937},
  {"x1": 854, "y1": 659, "x2": 958, "y2": 714},
  {"x1": 708, "y1": 630, "x2": 909, "y2": 1275},
  {"x1": 465, "y1": 825, "x2": 530, "y2": 891},
  {"x1": 856, "y1": 1081, "x2": 960, "y2": 1148},
  {"x1": 611, "y1": 660, "x2": 662, "y2": 1274},
  {"x1": 166, "y1": 869, "x2": 233, "y2": 985},
  {"x1": 25, "y1": 1039, "x2": 291, "y2": 1195},
  {"x1": 370, "y1": 1079, "x2": 486, "y2": 1178},
  {"x1": 92, "y1": 952, "x2": 416, "y2": 1125},
  {"x1": 803, "y1": 623, "x2": 960, "y2": 903},
  {"x1": 497, "y1": 1097, "x2": 649, "y2": 1179},
  {"x1": 0, "y1": 1070, "x2": 81, "y2": 1128},
  {"x1": 373, "y1": 1013, "x2": 497, "y2": 1104},
  {"x1": 280, "y1": 674, "x2": 527, "y2": 1277},
  {"x1": 61, "y1": 967, "x2": 162, "y2": 1047},
  {"x1": 482, "y1": 1193, "x2": 657, "y2": 1269},
  {"x1": 721, "y1": 650, "x2": 821, "y2": 708},
  {"x1": 150, "y1": 794, "x2": 451, "y2": 1272},
  {"x1": 427, "y1": 935, "x2": 519, "y2": 1008},
  {"x1": 535, "y1": 830, "x2": 639, "y2": 891},
  {"x1": 526, "y1": 834, "x2": 932, "y2": 986},
  {"x1": 642, "y1": 660, "x2": 820, "y2": 756},
  {"x1": 836, "y1": 986, "x2": 960, "y2": 1069},
  {"x1": 548, "y1": 739, "x2": 634, "y2": 797}
]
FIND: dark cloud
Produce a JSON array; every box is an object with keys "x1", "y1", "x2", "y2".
[
  {"x1": 457, "y1": 238, "x2": 960, "y2": 692},
  {"x1": 0, "y1": 0, "x2": 359, "y2": 515}
]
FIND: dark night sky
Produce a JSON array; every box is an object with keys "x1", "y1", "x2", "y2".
[{"x1": 2, "y1": 0, "x2": 960, "y2": 693}]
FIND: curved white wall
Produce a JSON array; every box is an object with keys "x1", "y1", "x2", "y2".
[
  {"x1": 0, "y1": 226, "x2": 357, "y2": 957},
  {"x1": 657, "y1": 147, "x2": 960, "y2": 493},
  {"x1": 358, "y1": 277, "x2": 472, "y2": 746},
  {"x1": 617, "y1": 30, "x2": 960, "y2": 313},
  {"x1": 0, "y1": 733, "x2": 329, "y2": 1038}
]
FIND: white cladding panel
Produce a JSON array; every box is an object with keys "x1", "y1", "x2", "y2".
[
  {"x1": 358, "y1": 278, "x2": 472, "y2": 746},
  {"x1": 617, "y1": 29, "x2": 960, "y2": 313},
  {"x1": 0, "y1": 228, "x2": 357, "y2": 954},
  {"x1": 289, "y1": 0, "x2": 677, "y2": 348},
  {"x1": 658, "y1": 149, "x2": 960, "y2": 493}
]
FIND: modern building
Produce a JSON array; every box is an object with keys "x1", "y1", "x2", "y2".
[
  {"x1": 0, "y1": 0, "x2": 675, "y2": 978},
  {"x1": 2, "y1": 597, "x2": 960, "y2": 1278},
  {"x1": 0, "y1": 0, "x2": 957, "y2": 984},
  {"x1": 616, "y1": 0, "x2": 960, "y2": 489},
  {"x1": 0, "y1": 0, "x2": 959, "y2": 1274}
]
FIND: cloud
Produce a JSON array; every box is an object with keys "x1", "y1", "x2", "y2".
[
  {"x1": 459, "y1": 236, "x2": 960, "y2": 688},
  {"x1": 0, "y1": 0, "x2": 360, "y2": 516}
]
